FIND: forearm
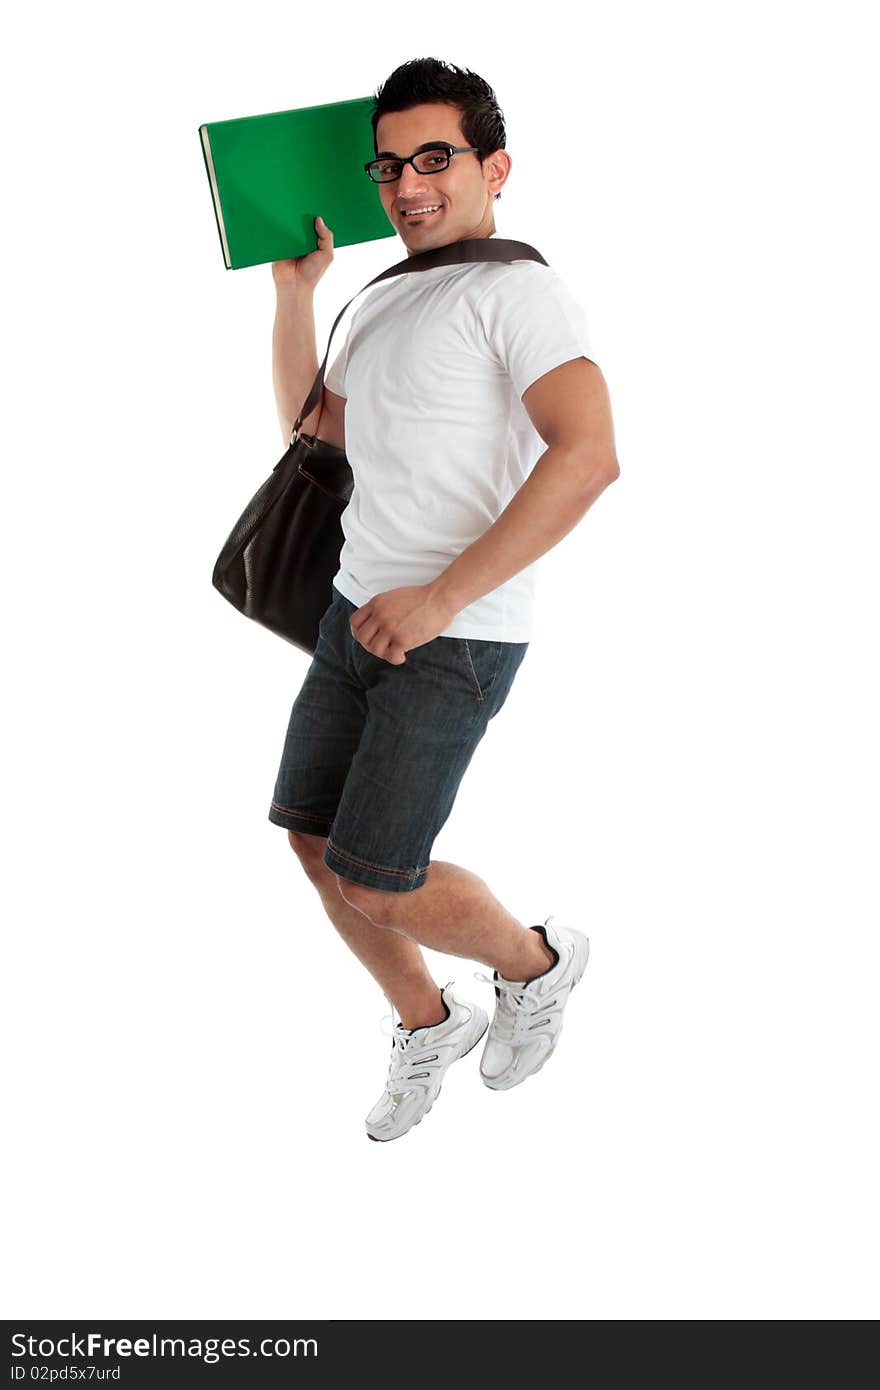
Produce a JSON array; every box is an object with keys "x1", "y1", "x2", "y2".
[
  {"x1": 427, "y1": 445, "x2": 619, "y2": 616},
  {"x1": 272, "y1": 284, "x2": 321, "y2": 445}
]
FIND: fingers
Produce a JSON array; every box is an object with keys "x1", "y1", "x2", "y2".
[{"x1": 351, "y1": 629, "x2": 407, "y2": 664}]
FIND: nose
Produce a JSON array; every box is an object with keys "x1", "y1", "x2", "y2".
[{"x1": 396, "y1": 162, "x2": 432, "y2": 199}]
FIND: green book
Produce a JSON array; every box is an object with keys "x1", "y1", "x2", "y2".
[{"x1": 198, "y1": 95, "x2": 397, "y2": 270}]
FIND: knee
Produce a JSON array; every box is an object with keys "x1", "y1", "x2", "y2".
[
  {"x1": 287, "y1": 830, "x2": 330, "y2": 878},
  {"x1": 335, "y1": 878, "x2": 400, "y2": 925}
]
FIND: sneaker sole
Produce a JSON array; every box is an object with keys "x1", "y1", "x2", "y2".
[
  {"x1": 481, "y1": 935, "x2": 590, "y2": 1092},
  {"x1": 366, "y1": 1010, "x2": 489, "y2": 1142}
]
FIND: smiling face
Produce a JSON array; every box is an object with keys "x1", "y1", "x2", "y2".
[{"x1": 374, "y1": 102, "x2": 511, "y2": 255}]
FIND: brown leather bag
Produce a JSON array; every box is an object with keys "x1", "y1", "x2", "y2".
[{"x1": 211, "y1": 236, "x2": 547, "y2": 654}]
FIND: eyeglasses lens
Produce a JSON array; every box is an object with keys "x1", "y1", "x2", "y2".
[{"x1": 370, "y1": 148, "x2": 451, "y2": 182}]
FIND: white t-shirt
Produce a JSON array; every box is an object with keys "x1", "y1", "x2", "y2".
[{"x1": 323, "y1": 238, "x2": 597, "y2": 641}]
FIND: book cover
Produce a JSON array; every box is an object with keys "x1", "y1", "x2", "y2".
[{"x1": 199, "y1": 94, "x2": 396, "y2": 270}]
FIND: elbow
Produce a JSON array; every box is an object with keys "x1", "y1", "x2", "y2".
[
  {"x1": 599, "y1": 448, "x2": 620, "y2": 486},
  {"x1": 579, "y1": 450, "x2": 620, "y2": 495}
]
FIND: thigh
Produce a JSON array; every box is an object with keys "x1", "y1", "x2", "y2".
[
  {"x1": 267, "y1": 588, "x2": 368, "y2": 836},
  {"x1": 323, "y1": 628, "x2": 528, "y2": 892}
]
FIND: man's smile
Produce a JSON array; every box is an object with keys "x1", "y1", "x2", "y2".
[{"x1": 399, "y1": 204, "x2": 444, "y2": 221}]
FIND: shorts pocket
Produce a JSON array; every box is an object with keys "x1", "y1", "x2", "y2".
[{"x1": 457, "y1": 637, "x2": 503, "y2": 705}]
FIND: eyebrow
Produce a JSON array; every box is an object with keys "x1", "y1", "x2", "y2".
[{"x1": 373, "y1": 140, "x2": 451, "y2": 159}]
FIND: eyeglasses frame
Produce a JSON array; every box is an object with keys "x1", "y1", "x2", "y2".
[{"x1": 363, "y1": 143, "x2": 482, "y2": 184}]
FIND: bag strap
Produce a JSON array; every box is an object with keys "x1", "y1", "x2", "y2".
[{"x1": 292, "y1": 236, "x2": 548, "y2": 438}]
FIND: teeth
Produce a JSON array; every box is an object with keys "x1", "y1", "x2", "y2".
[{"x1": 402, "y1": 206, "x2": 441, "y2": 216}]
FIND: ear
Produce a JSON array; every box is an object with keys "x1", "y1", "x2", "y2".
[{"x1": 484, "y1": 148, "x2": 512, "y2": 198}]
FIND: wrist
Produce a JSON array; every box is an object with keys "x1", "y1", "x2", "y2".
[
  {"x1": 425, "y1": 575, "x2": 464, "y2": 624},
  {"x1": 273, "y1": 278, "x2": 315, "y2": 304}
]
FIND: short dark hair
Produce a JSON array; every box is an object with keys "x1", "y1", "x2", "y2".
[{"x1": 371, "y1": 57, "x2": 506, "y2": 201}]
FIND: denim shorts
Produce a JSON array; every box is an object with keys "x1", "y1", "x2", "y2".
[{"x1": 267, "y1": 585, "x2": 529, "y2": 893}]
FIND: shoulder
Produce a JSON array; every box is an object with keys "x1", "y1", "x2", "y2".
[
  {"x1": 475, "y1": 259, "x2": 586, "y2": 325},
  {"x1": 476, "y1": 257, "x2": 578, "y2": 301}
]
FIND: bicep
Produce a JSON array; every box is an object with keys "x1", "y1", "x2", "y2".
[{"x1": 521, "y1": 357, "x2": 616, "y2": 461}]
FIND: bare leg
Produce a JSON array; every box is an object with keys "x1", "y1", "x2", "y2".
[
  {"x1": 337, "y1": 860, "x2": 555, "y2": 982},
  {"x1": 287, "y1": 831, "x2": 447, "y2": 1029}
]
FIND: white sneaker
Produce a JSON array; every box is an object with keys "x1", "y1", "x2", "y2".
[
  {"x1": 476, "y1": 917, "x2": 589, "y2": 1091},
  {"x1": 365, "y1": 984, "x2": 488, "y2": 1143}
]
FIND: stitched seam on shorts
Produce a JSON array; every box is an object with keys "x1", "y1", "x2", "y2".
[
  {"x1": 460, "y1": 640, "x2": 484, "y2": 704},
  {"x1": 271, "y1": 801, "x2": 334, "y2": 825},
  {"x1": 326, "y1": 838, "x2": 428, "y2": 879},
  {"x1": 489, "y1": 641, "x2": 504, "y2": 691}
]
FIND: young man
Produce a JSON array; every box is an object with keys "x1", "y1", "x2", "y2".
[{"x1": 268, "y1": 58, "x2": 619, "y2": 1141}]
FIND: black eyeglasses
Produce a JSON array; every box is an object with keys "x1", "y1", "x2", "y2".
[{"x1": 364, "y1": 143, "x2": 481, "y2": 184}]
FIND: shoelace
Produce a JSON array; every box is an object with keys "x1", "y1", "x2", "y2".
[
  {"x1": 474, "y1": 970, "x2": 558, "y2": 1044},
  {"x1": 473, "y1": 970, "x2": 538, "y2": 1008},
  {"x1": 474, "y1": 971, "x2": 528, "y2": 1040},
  {"x1": 378, "y1": 1010, "x2": 441, "y2": 1092}
]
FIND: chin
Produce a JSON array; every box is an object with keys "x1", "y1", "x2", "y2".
[{"x1": 401, "y1": 222, "x2": 456, "y2": 244}]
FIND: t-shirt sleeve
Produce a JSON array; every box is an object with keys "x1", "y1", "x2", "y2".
[
  {"x1": 477, "y1": 262, "x2": 598, "y2": 399},
  {"x1": 324, "y1": 337, "x2": 348, "y2": 399}
]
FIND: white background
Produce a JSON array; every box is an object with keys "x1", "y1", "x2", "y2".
[{"x1": 4, "y1": 0, "x2": 878, "y2": 1321}]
